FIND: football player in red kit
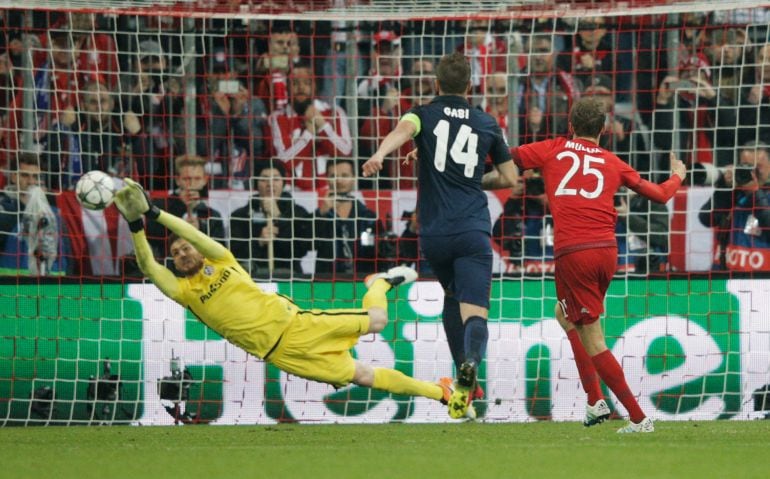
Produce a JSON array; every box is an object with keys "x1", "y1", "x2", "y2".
[{"x1": 507, "y1": 96, "x2": 686, "y2": 433}]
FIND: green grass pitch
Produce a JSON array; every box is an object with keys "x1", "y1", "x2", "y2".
[{"x1": 2, "y1": 420, "x2": 768, "y2": 479}]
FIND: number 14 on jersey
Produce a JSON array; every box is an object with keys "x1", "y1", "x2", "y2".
[{"x1": 433, "y1": 119, "x2": 479, "y2": 178}]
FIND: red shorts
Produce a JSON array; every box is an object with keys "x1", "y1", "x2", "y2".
[{"x1": 554, "y1": 247, "x2": 617, "y2": 325}]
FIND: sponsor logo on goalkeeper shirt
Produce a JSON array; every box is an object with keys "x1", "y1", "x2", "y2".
[{"x1": 199, "y1": 268, "x2": 231, "y2": 304}]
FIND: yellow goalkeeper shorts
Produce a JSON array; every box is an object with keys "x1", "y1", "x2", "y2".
[{"x1": 268, "y1": 308, "x2": 370, "y2": 388}]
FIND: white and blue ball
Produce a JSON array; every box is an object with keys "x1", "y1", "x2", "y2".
[{"x1": 75, "y1": 170, "x2": 116, "y2": 210}]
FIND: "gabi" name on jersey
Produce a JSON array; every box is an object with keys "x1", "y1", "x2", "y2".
[{"x1": 443, "y1": 107, "x2": 470, "y2": 119}]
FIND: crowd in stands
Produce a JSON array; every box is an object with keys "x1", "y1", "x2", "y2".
[{"x1": 2, "y1": 11, "x2": 770, "y2": 278}]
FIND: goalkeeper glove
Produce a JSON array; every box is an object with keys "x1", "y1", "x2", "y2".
[
  {"x1": 114, "y1": 178, "x2": 161, "y2": 232},
  {"x1": 124, "y1": 178, "x2": 161, "y2": 220}
]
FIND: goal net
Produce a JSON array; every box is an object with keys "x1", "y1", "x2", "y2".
[{"x1": 1, "y1": 0, "x2": 769, "y2": 425}]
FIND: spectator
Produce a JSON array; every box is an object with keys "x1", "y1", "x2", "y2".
[
  {"x1": 492, "y1": 172, "x2": 554, "y2": 274},
  {"x1": 28, "y1": 31, "x2": 79, "y2": 189},
  {"x1": 393, "y1": 208, "x2": 432, "y2": 274},
  {"x1": 741, "y1": 141, "x2": 770, "y2": 186},
  {"x1": 254, "y1": 21, "x2": 300, "y2": 113},
  {"x1": 8, "y1": 14, "x2": 120, "y2": 155},
  {"x1": 229, "y1": 160, "x2": 312, "y2": 276},
  {"x1": 583, "y1": 74, "x2": 651, "y2": 177},
  {"x1": 678, "y1": 12, "x2": 710, "y2": 55},
  {"x1": 0, "y1": 14, "x2": 25, "y2": 125},
  {"x1": 6, "y1": 13, "x2": 119, "y2": 160},
  {"x1": 703, "y1": 27, "x2": 747, "y2": 106},
  {"x1": 321, "y1": 12, "x2": 366, "y2": 106},
  {"x1": 269, "y1": 60, "x2": 353, "y2": 191},
  {"x1": 197, "y1": 49, "x2": 268, "y2": 189},
  {"x1": 738, "y1": 43, "x2": 770, "y2": 146},
  {"x1": 613, "y1": 189, "x2": 633, "y2": 272},
  {"x1": 121, "y1": 40, "x2": 183, "y2": 191},
  {"x1": 359, "y1": 58, "x2": 435, "y2": 189},
  {"x1": 653, "y1": 53, "x2": 738, "y2": 180},
  {"x1": 314, "y1": 158, "x2": 381, "y2": 277},
  {"x1": 402, "y1": 58, "x2": 437, "y2": 107},
  {"x1": 459, "y1": 19, "x2": 507, "y2": 106},
  {"x1": 396, "y1": 209, "x2": 419, "y2": 268},
  {"x1": 484, "y1": 71, "x2": 509, "y2": 135},
  {"x1": 146, "y1": 155, "x2": 225, "y2": 260},
  {"x1": 633, "y1": 12, "x2": 709, "y2": 128},
  {"x1": 717, "y1": 140, "x2": 770, "y2": 189},
  {"x1": 558, "y1": 17, "x2": 617, "y2": 88},
  {"x1": 35, "y1": 13, "x2": 120, "y2": 89},
  {"x1": 356, "y1": 30, "x2": 403, "y2": 121},
  {"x1": 626, "y1": 191, "x2": 671, "y2": 274},
  {"x1": 43, "y1": 81, "x2": 136, "y2": 189},
  {"x1": 78, "y1": 81, "x2": 130, "y2": 175},
  {"x1": 0, "y1": 153, "x2": 70, "y2": 275},
  {"x1": 492, "y1": 177, "x2": 525, "y2": 272},
  {"x1": 5, "y1": 30, "x2": 77, "y2": 158},
  {"x1": 517, "y1": 34, "x2": 581, "y2": 144},
  {"x1": 699, "y1": 142, "x2": 770, "y2": 272},
  {"x1": 18, "y1": 13, "x2": 118, "y2": 113}
]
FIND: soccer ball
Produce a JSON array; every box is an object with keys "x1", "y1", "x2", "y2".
[{"x1": 75, "y1": 170, "x2": 116, "y2": 210}]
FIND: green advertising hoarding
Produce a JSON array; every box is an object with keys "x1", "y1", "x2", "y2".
[
  {"x1": 0, "y1": 284, "x2": 144, "y2": 424},
  {"x1": 0, "y1": 279, "x2": 745, "y2": 425}
]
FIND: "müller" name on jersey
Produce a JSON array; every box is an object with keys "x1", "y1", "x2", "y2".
[{"x1": 565, "y1": 140, "x2": 602, "y2": 153}]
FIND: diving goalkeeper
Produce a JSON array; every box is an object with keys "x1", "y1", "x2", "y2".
[{"x1": 114, "y1": 179, "x2": 454, "y2": 405}]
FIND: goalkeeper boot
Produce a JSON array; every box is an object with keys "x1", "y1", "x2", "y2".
[
  {"x1": 584, "y1": 399, "x2": 611, "y2": 427},
  {"x1": 365, "y1": 265, "x2": 418, "y2": 289},
  {"x1": 440, "y1": 377, "x2": 478, "y2": 420},
  {"x1": 438, "y1": 377, "x2": 454, "y2": 405},
  {"x1": 617, "y1": 416, "x2": 654, "y2": 434},
  {"x1": 448, "y1": 360, "x2": 477, "y2": 419}
]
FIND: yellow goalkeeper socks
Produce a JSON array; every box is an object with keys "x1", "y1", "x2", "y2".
[
  {"x1": 372, "y1": 367, "x2": 443, "y2": 401},
  {"x1": 362, "y1": 279, "x2": 390, "y2": 310}
]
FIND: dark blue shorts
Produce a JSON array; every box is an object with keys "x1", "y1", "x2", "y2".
[{"x1": 420, "y1": 230, "x2": 493, "y2": 309}]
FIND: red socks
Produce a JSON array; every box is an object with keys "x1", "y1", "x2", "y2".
[
  {"x1": 567, "y1": 329, "x2": 603, "y2": 406},
  {"x1": 591, "y1": 349, "x2": 646, "y2": 423}
]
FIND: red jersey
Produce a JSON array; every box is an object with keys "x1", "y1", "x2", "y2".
[
  {"x1": 268, "y1": 99, "x2": 353, "y2": 191},
  {"x1": 35, "y1": 31, "x2": 120, "y2": 89},
  {"x1": 512, "y1": 136, "x2": 682, "y2": 256}
]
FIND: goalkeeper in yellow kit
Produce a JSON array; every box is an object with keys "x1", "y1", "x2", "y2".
[{"x1": 114, "y1": 178, "x2": 454, "y2": 405}]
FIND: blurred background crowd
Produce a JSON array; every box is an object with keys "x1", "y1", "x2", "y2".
[{"x1": 1, "y1": 8, "x2": 770, "y2": 279}]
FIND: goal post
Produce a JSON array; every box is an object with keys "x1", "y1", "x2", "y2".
[{"x1": 1, "y1": 0, "x2": 769, "y2": 425}]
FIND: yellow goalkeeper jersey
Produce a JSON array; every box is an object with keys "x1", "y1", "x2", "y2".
[{"x1": 171, "y1": 250, "x2": 297, "y2": 358}]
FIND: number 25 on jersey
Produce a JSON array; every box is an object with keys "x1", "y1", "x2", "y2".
[
  {"x1": 432, "y1": 119, "x2": 479, "y2": 178},
  {"x1": 554, "y1": 151, "x2": 605, "y2": 199}
]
